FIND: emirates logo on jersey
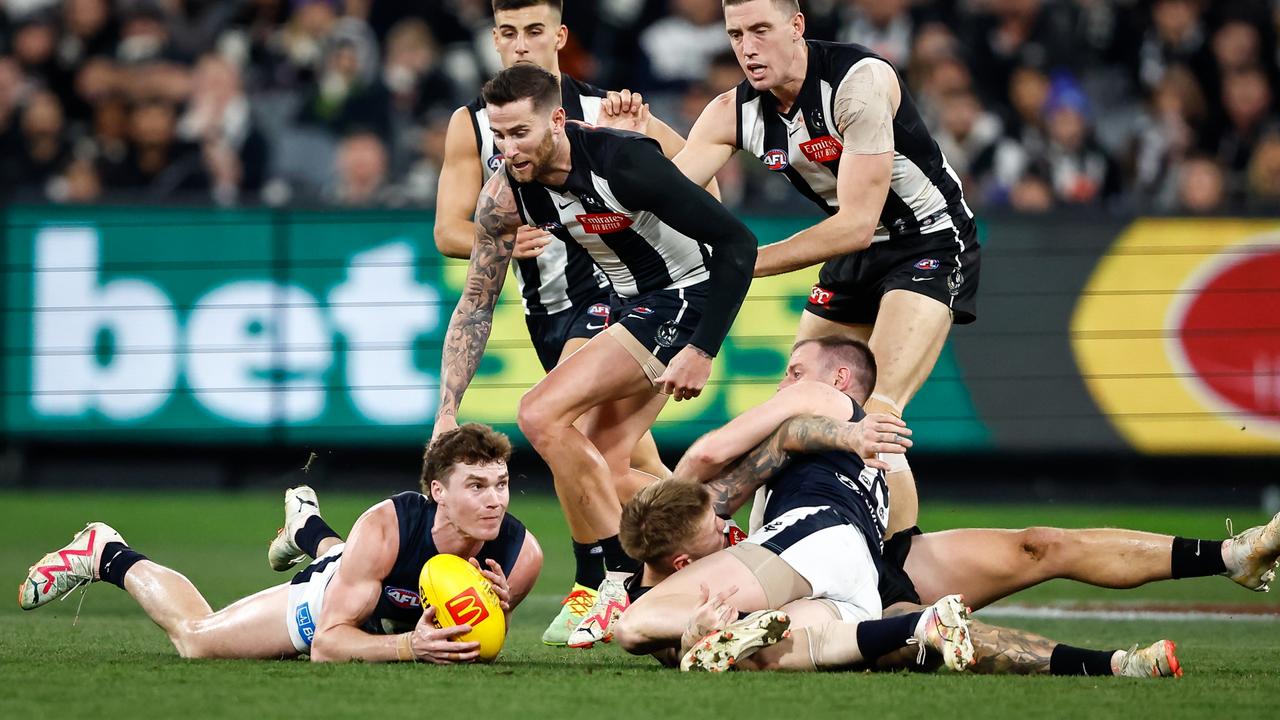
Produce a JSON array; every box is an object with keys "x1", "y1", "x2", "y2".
[
  {"x1": 763, "y1": 149, "x2": 789, "y2": 171},
  {"x1": 577, "y1": 213, "x2": 633, "y2": 234},
  {"x1": 800, "y1": 136, "x2": 843, "y2": 164}
]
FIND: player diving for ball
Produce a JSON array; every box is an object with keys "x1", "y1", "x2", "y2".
[
  {"x1": 19, "y1": 425, "x2": 543, "y2": 664},
  {"x1": 432, "y1": 62, "x2": 758, "y2": 648},
  {"x1": 600, "y1": 0, "x2": 977, "y2": 543},
  {"x1": 432, "y1": 0, "x2": 720, "y2": 646},
  {"x1": 610, "y1": 337, "x2": 1280, "y2": 673}
]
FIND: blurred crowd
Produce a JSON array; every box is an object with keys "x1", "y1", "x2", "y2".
[{"x1": 1, "y1": 0, "x2": 1278, "y2": 214}]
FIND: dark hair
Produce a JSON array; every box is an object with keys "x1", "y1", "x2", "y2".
[
  {"x1": 723, "y1": 0, "x2": 801, "y2": 13},
  {"x1": 420, "y1": 423, "x2": 513, "y2": 495},
  {"x1": 793, "y1": 336, "x2": 877, "y2": 397},
  {"x1": 481, "y1": 63, "x2": 561, "y2": 113},
  {"x1": 493, "y1": 0, "x2": 562, "y2": 14}
]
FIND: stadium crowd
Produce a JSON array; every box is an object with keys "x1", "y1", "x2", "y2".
[{"x1": 1, "y1": 0, "x2": 1278, "y2": 213}]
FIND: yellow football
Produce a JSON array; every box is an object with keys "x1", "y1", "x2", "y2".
[{"x1": 418, "y1": 554, "x2": 506, "y2": 663}]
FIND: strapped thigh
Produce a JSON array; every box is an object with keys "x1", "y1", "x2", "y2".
[{"x1": 724, "y1": 542, "x2": 812, "y2": 609}]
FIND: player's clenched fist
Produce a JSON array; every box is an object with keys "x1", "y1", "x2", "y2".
[{"x1": 408, "y1": 606, "x2": 481, "y2": 664}]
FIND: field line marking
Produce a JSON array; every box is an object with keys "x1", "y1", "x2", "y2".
[{"x1": 978, "y1": 605, "x2": 1280, "y2": 623}]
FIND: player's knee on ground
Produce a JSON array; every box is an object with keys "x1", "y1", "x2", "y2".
[
  {"x1": 614, "y1": 608, "x2": 661, "y2": 655},
  {"x1": 172, "y1": 618, "x2": 220, "y2": 659}
]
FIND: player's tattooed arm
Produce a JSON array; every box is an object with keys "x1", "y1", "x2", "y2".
[
  {"x1": 436, "y1": 172, "x2": 520, "y2": 422},
  {"x1": 703, "y1": 414, "x2": 912, "y2": 515}
]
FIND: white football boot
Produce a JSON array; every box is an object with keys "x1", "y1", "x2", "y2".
[
  {"x1": 267, "y1": 485, "x2": 321, "y2": 571},
  {"x1": 911, "y1": 594, "x2": 974, "y2": 671},
  {"x1": 680, "y1": 609, "x2": 792, "y2": 672},
  {"x1": 566, "y1": 576, "x2": 630, "y2": 648},
  {"x1": 19, "y1": 522, "x2": 126, "y2": 610},
  {"x1": 1224, "y1": 512, "x2": 1280, "y2": 591},
  {"x1": 1114, "y1": 640, "x2": 1183, "y2": 678}
]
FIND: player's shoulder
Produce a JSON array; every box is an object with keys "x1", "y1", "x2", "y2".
[
  {"x1": 571, "y1": 122, "x2": 661, "y2": 165},
  {"x1": 810, "y1": 39, "x2": 897, "y2": 78},
  {"x1": 562, "y1": 73, "x2": 608, "y2": 100}
]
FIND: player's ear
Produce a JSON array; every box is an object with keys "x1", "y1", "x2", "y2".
[
  {"x1": 430, "y1": 478, "x2": 447, "y2": 503},
  {"x1": 793, "y1": 12, "x2": 805, "y2": 39},
  {"x1": 552, "y1": 106, "x2": 566, "y2": 131},
  {"x1": 555, "y1": 24, "x2": 568, "y2": 51},
  {"x1": 834, "y1": 366, "x2": 852, "y2": 391},
  {"x1": 671, "y1": 553, "x2": 692, "y2": 571}
]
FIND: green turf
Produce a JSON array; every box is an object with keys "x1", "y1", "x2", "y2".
[{"x1": 1, "y1": 491, "x2": 1276, "y2": 718}]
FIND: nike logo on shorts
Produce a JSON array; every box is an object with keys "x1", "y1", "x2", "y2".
[
  {"x1": 911, "y1": 276, "x2": 932, "y2": 282},
  {"x1": 586, "y1": 323, "x2": 606, "y2": 330}
]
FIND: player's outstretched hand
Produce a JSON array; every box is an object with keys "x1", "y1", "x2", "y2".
[
  {"x1": 411, "y1": 606, "x2": 480, "y2": 664},
  {"x1": 470, "y1": 557, "x2": 511, "y2": 612},
  {"x1": 681, "y1": 582, "x2": 739, "y2": 654},
  {"x1": 845, "y1": 413, "x2": 912, "y2": 470},
  {"x1": 513, "y1": 224, "x2": 552, "y2": 259},
  {"x1": 655, "y1": 345, "x2": 712, "y2": 402},
  {"x1": 598, "y1": 89, "x2": 650, "y2": 133},
  {"x1": 431, "y1": 414, "x2": 460, "y2": 444}
]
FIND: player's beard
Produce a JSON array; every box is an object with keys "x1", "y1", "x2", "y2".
[{"x1": 523, "y1": 128, "x2": 557, "y2": 181}]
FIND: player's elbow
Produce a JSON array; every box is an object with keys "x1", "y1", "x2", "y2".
[
  {"x1": 307, "y1": 630, "x2": 342, "y2": 663},
  {"x1": 679, "y1": 439, "x2": 730, "y2": 481},
  {"x1": 831, "y1": 212, "x2": 876, "y2": 253},
  {"x1": 433, "y1": 223, "x2": 471, "y2": 259}
]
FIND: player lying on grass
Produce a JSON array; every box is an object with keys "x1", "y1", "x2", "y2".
[
  {"x1": 18, "y1": 425, "x2": 543, "y2": 664},
  {"x1": 619, "y1": 479, "x2": 1179, "y2": 676},
  {"x1": 609, "y1": 337, "x2": 1279, "y2": 672},
  {"x1": 673, "y1": 336, "x2": 1280, "y2": 611}
]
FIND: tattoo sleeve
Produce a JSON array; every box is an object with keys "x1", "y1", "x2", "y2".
[
  {"x1": 436, "y1": 173, "x2": 519, "y2": 418},
  {"x1": 966, "y1": 621, "x2": 1056, "y2": 675},
  {"x1": 703, "y1": 414, "x2": 858, "y2": 517}
]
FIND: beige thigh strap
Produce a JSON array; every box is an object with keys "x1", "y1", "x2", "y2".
[
  {"x1": 604, "y1": 323, "x2": 666, "y2": 385},
  {"x1": 725, "y1": 542, "x2": 812, "y2": 608}
]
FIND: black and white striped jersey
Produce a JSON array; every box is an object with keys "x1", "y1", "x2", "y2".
[
  {"x1": 507, "y1": 124, "x2": 712, "y2": 299},
  {"x1": 735, "y1": 40, "x2": 974, "y2": 243},
  {"x1": 466, "y1": 74, "x2": 609, "y2": 315}
]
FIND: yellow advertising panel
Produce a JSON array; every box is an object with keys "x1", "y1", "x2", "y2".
[{"x1": 1071, "y1": 219, "x2": 1280, "y2": 453}]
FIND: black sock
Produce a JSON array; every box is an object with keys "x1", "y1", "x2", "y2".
[
  {"x1": 855, "y1": 611, "x2": 923, "y2": 662},
  {"x1": 572, "y1": 541, "x2": 606, "y2": 588},
  {"x1": 295, "y1": 515, "x2": 341, "y2": 558},
  {"x1": 1170, "y1": 537, "x2": 1226, "y2": 579},
  {"x1": 598, "y1": 535, "x2": 641, "y2": 576},
  {"x1": 1050, "y1": 644, "x2": 1118, "y2": 676},
  {"x1": 99, "y1": 542, "x2": 148, "y2": 590}
]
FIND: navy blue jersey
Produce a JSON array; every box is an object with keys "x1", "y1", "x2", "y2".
[
  {"x1": 761, "y1": 402, "x2": 889, "y2": 558},
  {"x1": 367, "y1": 491, "x2": 526, "y2": 634}
]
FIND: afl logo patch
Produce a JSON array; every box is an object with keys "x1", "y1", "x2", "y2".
[
  {"x1": 763, "y1": 149, "x2": 789, "y2": 171},
  {"x1": 487, "y1": 153, "x2": 504, "y2": 171},
  {"x1": 384, "y1": 587, "x2": 421, "y2": 609},
  {"x1": 914, "y1": 258, "x2": 940, "y2": 271},
  {"x1": 587, "y1": 303, "x2": 610, "y2": 318}
]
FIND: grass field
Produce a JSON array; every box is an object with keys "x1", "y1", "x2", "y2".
[{"x1": 1, "y1": 491, "x2": 1276, "y2": 719}]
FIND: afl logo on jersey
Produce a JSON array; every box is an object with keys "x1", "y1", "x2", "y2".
[
  {"x1": 487, "y1": 153, "x2": 504, "y2": 171},
  {"x1": 384, "y1": 586, "x2": 422, "y2": 609},
  {"x1": 587, "y1": 303, "x2": 610, "y2": 318},
  {"x1": 914, "y1": 258, "x2": 940, "y2": 271},
  {"x1": 763, "y1": 149, "x2": 789, "y2": 171}
]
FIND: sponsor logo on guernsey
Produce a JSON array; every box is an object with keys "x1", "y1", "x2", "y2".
[
  {"x1": 539, "y1": 221, "x2": 564, "y2": 234},
  {"x1": 384, "y1": 586, "x2": 421, "y2": 609},
  {"x1": 631, "y1": 306, "x2": 653, "y2": 315},
  {"x1": 295, "y1": 602, "x2": 316, "y2": 645},
  {"x1": 444, "y1": 587, "x2": 492, "y2": 626},
  {"x1": 799, "y1": 136, "x2": 843, "y2": 163},
  {"x1": 809, "y1": 285, "x2": 834, "y2": 307},
  {"x1": 914, "y1": 258, "x2": 940, "y2": 271},
  {"x1": 487, "y1": 153, "x2": 504, "y2": 171},
  {"x1": 577, "y1": 213, "x2": 633, "y2": 235},
  {"x1": 763, "y1": 149, "x2": 789, "y2": 171}
]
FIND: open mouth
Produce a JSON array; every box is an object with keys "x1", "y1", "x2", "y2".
[
  {"x1": 746, "y1": 62, "x2": 767, "y2": 79},
  {"x1": 511, "y1": 159, "x2": 533, "y2": 172}
]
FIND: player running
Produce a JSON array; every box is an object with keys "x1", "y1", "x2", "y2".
[
  {"x1": 610, "y1": 0, "x2": 980, "y2": 539},
  {"x1": 435, "y1": 0, "x2": 713, "y2": 645},
  {"x1": 19, "y1": 425, "x2": 543, "y2": 663},
  {"x1": 434, "y1": 63, "x2": 757, "y2": 649}
]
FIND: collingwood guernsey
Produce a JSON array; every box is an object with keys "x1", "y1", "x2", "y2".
[
  {"x1": 467, "y1": 74, "x2": 609, "y2": 315},
  {"x1": 735, "y1": 40, "x2": 974, "y2": 244}
]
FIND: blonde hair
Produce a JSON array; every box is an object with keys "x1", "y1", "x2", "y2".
[{"x1": 620, "y1": 480, "x2": 711, "y2": 565}]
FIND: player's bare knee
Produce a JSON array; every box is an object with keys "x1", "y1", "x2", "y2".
[
  {"x1": 515, "y1": 392, "x2": 554, "y2": 447},
  {"x1": 173, "y1": 620, "x2": 214, "y2": 659},
  {"x1": 1018, "y1": 527, "x2": 1065, "y2": 565}
]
